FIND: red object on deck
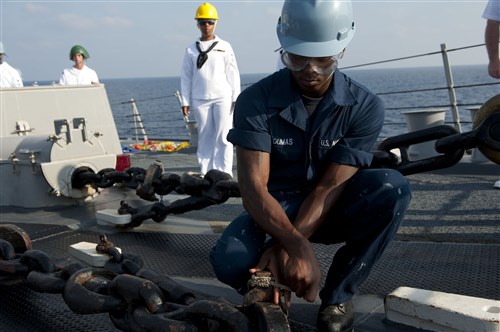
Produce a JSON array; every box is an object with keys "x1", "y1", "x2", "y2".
[{"x1": 116, "y1": 154, "x2": 131, "y2": 171}]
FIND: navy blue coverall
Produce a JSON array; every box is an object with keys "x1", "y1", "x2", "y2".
[{"x1": 210, "y1": 68, "x2": 412, "y2": 305}]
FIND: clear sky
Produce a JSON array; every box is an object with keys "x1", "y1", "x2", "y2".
[{"x1": 0, "y1": 0, "x2": 492, "y2": 81}]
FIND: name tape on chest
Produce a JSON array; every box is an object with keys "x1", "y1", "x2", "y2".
[{"x1": 272, "y1": 137, "x2": 340, "y2": 148}]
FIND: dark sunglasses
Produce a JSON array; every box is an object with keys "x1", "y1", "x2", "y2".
[{"x1": 198, "y1": 19, "x2": 216, "y2": 25}]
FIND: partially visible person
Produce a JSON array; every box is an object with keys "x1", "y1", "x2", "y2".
[
  {"x1": 210, "y1": 1, "x2": 411, "y2": 332},
  {"x1": 275, "y1": 17, "x2": 286, "y2": 71},
  {"x1": 59, "y1": 45, "x2": 99, "y2": 85},
  {"x1": 0, "y1": 41, "x2": 24, "y2": 88},
  {"x1": 483, "y1": 0, "x2": 500, "y2": 78},
  {"x1": 180, "y1": 2, "x2": 240, "y2": 177},
  {"x1": 482, "y1": 0, "x2": 500, "y2": 190}
]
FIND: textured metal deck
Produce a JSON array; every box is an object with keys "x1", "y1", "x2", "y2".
[{"x1": 1, "y1": 224, "x2": 498, "y2": 331}]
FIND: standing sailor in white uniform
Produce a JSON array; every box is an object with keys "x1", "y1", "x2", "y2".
[
  {"x1": 0, "y1": 42, "x2": 24, "y2": 88},
  {"x1": 483, "y1": 0, "x2": 500, "y2": 79},
  {"x1": 180, "y1": 2, "x2": 241, "y2": 177},
  {"x1": 59, "y1": 45, "x2": 99, "y2": 85}
]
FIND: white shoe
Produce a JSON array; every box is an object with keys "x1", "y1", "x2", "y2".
[{"x1": 494, "y1": 180, "x2": 500, "y2": 189}]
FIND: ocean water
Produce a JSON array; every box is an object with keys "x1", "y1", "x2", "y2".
[{"x1": 97, "y1": 65, "x2": 497, "y2": 141}]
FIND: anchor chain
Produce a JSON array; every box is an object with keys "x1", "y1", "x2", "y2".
[
  {"x1": 72, "y1": 162, "x2": 241, "y2": 228},
  {"x1": 0, "y1": 226, "x2": 290, "y2": 332},
  {"x1": 119, "y1": 167, "x2": 241, "y2": 229},
  {"x1": 73, "y1": 162, "x2": 240, "y2": 200},
  {"x1": 372, "y1": 124, "x2": 465, "y2": 175},
  {"x1": 371, "y1": 112, "x2": 500, "y2": 175}
]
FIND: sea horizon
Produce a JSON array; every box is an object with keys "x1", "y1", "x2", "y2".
[{"x1": 24, "y1": 63, "x2": 491, "y2": 85}]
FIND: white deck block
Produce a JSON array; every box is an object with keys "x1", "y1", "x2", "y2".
[
  {"x1": 68, "y1": 241, "x2": 121, "y2": 267},
  {"x1": 385, "y1": 287, "x2": 500, "y2": 332},
  {"x1": 96, "y1": 209, "x2": 132, "y2": 225}
]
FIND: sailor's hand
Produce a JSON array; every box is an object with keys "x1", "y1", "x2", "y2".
[
  {"x1": 284, "y1": 240, "x2": 321, "y2": 303},
  {"x1": 250, "y1": 245, "x2": 292, "y2": 308},
  {"x1": 488, "y1": 59, "x2": 500, "y2": 79},
  {"x1": 181, "y1": 106, "x2": 190, "y2": 117}
]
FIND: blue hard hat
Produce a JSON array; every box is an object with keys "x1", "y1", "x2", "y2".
[{"x1": 277, "y1": 0, "x2": 356, "y2": 57}]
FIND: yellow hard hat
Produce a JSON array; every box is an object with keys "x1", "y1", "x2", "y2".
[{"x1": 195, "y1": 2, "x2": 219, "y2": 20}]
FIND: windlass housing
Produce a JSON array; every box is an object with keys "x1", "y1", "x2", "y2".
[{"x1": 0, "y1": 84, "x2": 124, "y2": 208}]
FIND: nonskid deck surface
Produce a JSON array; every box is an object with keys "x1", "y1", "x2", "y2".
[{"x1": 0, "y1": 151, "x2": 499, "y2": 331}]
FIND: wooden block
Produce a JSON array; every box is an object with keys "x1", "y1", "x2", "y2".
[{"x1": 68, "y1": 241, "x2": 121, "y2": 267}]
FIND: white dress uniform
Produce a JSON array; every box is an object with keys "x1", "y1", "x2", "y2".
[
  {"x1": 59, "y1": 65, "x2": 99, "y2": 85},
  {"x1": 0, "y1": 61, "x2": 23, "y2": 88},
  {"x1": 483, "y1": 0, "x2": 500, "y2": 21},
  {"x1": 180, "y1": 35, "x2": 241, "y2": 177}
]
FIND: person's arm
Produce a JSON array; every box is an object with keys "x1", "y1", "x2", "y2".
[
  {"x1": 13, "y1": 68, "x2": 23, "y2": 87},
  {"x1": 280, "y1": 161, "x2": 358, "y2": 305},
  {"x1": 59, "y1": 70, "x2": 66, "y2": 85},
  {"x1": 91, "y1": 69, "x2": 99, "y2": 84},
  {"x1": 237, "y1": 147, "x2": 299, "y2": 243},
  {"x1": 180, "y1": 47, "x2": 194, "y2": 114},
  {"x1": 225, "y1": 42, "x2": 241, "y2": 103},
  {"x1": 237, "y1": 147, "x2": 321, "y2": 304},
  {"x1": 485, "y1": 19, "x2": 500, "y2": 78},
  {"x1": 293, "y1": 162, "x2": 359, "y2": 238}
]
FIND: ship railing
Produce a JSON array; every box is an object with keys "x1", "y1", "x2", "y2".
[
  {"x1": 115, "y1": 92, "x2": 196, "y2": 145},
  {"x1": 342, "y1": 42, "x2": 499, "y2": 134}
]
